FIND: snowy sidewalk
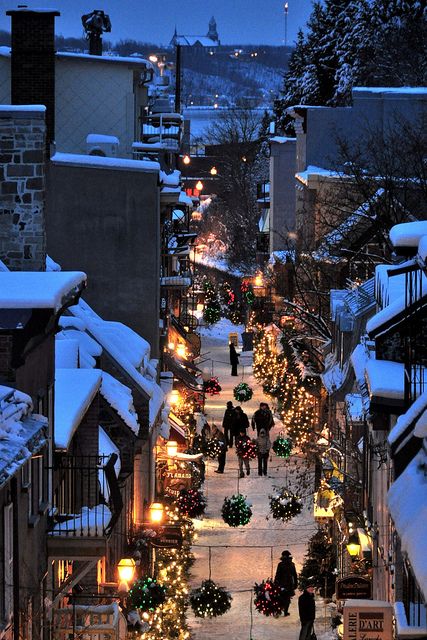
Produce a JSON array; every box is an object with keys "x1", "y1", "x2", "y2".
[{"x1": 186, "y1": 320, "x2": 329, "y2": 640}]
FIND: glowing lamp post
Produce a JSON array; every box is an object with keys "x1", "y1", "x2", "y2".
[
  {"x1": 166, "y1": 440, "x2": 178, "y2": 457},
  {"x1": 346, "y1": 532, "x2": 361, "y2": 559},
  {"x1": 117, "y1": 558, "x2": 136, "y2": 593},
  {"x1": 148, "y1": 502, "x2": 165, "y2": 525},
  {"x1": 195, "y1": 180, "x2": 203, "y2": 191},
  {"x1": 176, "y1": 343, "x2": 186, "y2": 358},
  {"x1": 169, "y1": 389, "x2": 180, "y2": 406}
]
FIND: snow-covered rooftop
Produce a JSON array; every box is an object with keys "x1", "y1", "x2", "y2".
[
  {"x1": 388, "y1": 391, "x2": 427, "y2": 449},
  {"x1": 353, "y1": 86, "x2": 427, "y2": 96},
  {"x1": 0, "y1": 104, "x2": 46, "y2": 112},
  {"x1": 55, "y1": 368, "x2": 102, "y2": 449},
  {"x1": 295, "y1": 165, "x2": 339, "y2": 186},
  {"x1": 0, "y1": 271, "x2": 86, "y2": 310},
  {"x1": 51, "y1": 152, "x2": 160, "y2": 173},
  {"x1": 0, "y1": 386, "x2": 47, "y2": 487},
  {"x1": 100, "y1": 372, "x2": 139, "y2": 435},
  {"x1": 389, "y1": 221, "x2": 427, "y2": 249},
  {"x1": 365, "y1": 360, "x2": 404, "y2": 400}
]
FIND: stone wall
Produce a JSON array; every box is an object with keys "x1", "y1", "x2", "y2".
[{"x1": 0, "y1": 106, "x2": 46, "y2": 271}]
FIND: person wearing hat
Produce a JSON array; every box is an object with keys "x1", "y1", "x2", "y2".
[
  {"x1": 274, "y1": 550, "x2": 298, "y2": 615},
  {"x1": 222, "y1": 401, "x2": 235, "y2": 448},
  {"x1": 298, "y1": 583, "x2": 316, "y2": 640}
]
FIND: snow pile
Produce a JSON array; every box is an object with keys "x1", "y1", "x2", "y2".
[
  {"x1": 199, "y1": 318, "x2": 245, "y2": 343},
  {"x1": 55, "y1": 369, "x2": 102, "y2": 449},
  {"x1": 365, "y1": 360, "x2": 404, "y2": 400},
  {"x1": 51, "y1": 504, "x2": 112, "y2": 536},
  {"x1": 100, "y1": 372, "x2": 139, "y2": 434},
  {"x1": 390, "y1": 221, "x2": 427, "y2": 249}
]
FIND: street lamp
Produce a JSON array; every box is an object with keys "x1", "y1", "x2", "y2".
[
  {"x1": 346, "y1": 532, "x2": 361, "y2": 559},
  {"x1": 166, "y1": 440, "x2": 178, "y2": 457},
  {"x1": 148, "y1": 502, "x2": 165, "y2": 524},
  {"x1": 182, "y1": 154, "x2": 191, "y2": 165},
  {"x1": 210, "y1": 166, "x2": 218, "y2": 176},
  {"x1": 195, "y1": 180, "x2": 203, "y2": 191},
  {"x1": 117, "y1": 558, "x2": 136, "y2": 593}
]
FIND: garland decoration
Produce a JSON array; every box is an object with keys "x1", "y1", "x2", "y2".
[
  {"x1": 233, "y1": 382, "x2": 253, "y2": 403},
  {"x1": 222, "y1": 493, "x2": 252, "y2": 527},
  {"x1": 269, "y1": 488, "x2": 303, "y2": 522},
  {"x1": 272, "y1": 436, "x2": 293, "y2": 459},
  {"x1": 176, "y1": 489, "x2": 207, "y2": 518},
  {"x1": 203, "y1": 438, "x2": 226, "y2": 460},
  {"x1": 203, "y1": 376, "x2": 222, "y2": 395},
  {"x1": 235, "y1": 438, "x2": 258, "y2": 460},
  {"x1": 190, "y1": 579, "x2": 232, "y2": 618},
  {"x1": 128, "y1": 577, "x2": 167, "y2": 611},
  {"x1": 253, "y1": 579, "x2": 286, "y2": 616}
]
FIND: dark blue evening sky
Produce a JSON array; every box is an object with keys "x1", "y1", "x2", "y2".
[{"x1": 0, "y1": 0, "x2": 314, "y2": 45}]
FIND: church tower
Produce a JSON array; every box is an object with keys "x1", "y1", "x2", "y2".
[{"x1": 207, "y1": 16, "x2": 219, "y2": 43}]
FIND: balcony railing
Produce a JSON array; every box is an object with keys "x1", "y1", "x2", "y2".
[{"x1": 140, "y1": 113, "x2": 183, "y2": 151}]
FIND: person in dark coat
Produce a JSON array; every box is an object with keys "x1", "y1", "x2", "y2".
[
  {"x1": 251, "y1": 402, "x2": 274, "y2": 434},
  {"x1": 256, "y1": 427, "x2": 271, "y2": 476},
  {"x1": 233, "y1": 406, "x2": 249, "y2": 438},
  {"x1": 274, "y1": 550, "x2": 298, "y2": 615},
  {"x1": 298, "y1": 583, "x2": 316, "y2": 640},
  {"x1": 229, "y1": 342, "x2": 239, "y2": 376},
  {"x1": 212, "y1": 424, "x2": 227, "y2": 474},
  {"x1": 222, "y1": 401, "x2": 235, "y2": 447}
]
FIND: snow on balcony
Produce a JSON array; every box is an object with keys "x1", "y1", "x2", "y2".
[
  {"x1": 0, "y1": 271, "x2": 86, "y2": 310},
  {"x1": 390, "y1": 221, "x2": 427, "y2": 250}
]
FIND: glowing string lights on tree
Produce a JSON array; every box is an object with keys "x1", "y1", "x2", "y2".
[{"x1": 221, "y1": 493, "x2": 252, "y2": 527}]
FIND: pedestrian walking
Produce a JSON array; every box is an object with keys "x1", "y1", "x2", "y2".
[
  {"x1": 298, "y1": 583, "x2": 316, "y2": 640},
  {"x1": 233, "y1": 405, "x2": 249, "y2": 437},
  {"x1": 236, "y1": 428, "x2": 251, "y2": 478},
  {"x1": 274, "y1": 550, "x2": 298, "y2": 615},
  {"x1": 251, "y1": 402, "x2": 274, "y2": 434},
  {"x1": 212, "y1": 424, "x2": 227, "y2": 474},
  {"x1": 256, "y1": 427, "x2": 271, "y2": 476},
  {"x1": 222, "y1": 400, "x2": 235, "y2": 447},
  {"x1": 229, "y1": 342, "x2": 239, "y2": 376}
]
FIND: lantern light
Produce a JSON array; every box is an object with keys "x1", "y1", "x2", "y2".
[
  {"x1": 182, "y1": 154, "x2": 191, "y2": 165},
  {"x1": 117, "y1": 558, "x2": 136, "y2": 584},
  {"x1": 210, "y1": 166, "x2": 218, "y2": 175},
  {"x1": 346, "y1": 532, "x2": 361, "y2": 558},
  {"x1": 166, "y1": 440, "x2": 178, "y2": 457},
  {"x1": 168, "y1": 341, "x2": 175, "y2": 351},
  {"x1": 195, "y1": 180, "x2": 203, "y2": 191},
  {"x1": 169, "y1": 389, "x2": 180, "y2": 405},
  {"x1": 176, "y1": 344, "x2": 186, "y2": 358},
  {"x1": 148, "y1": 502, "x2": 164, "y2": 524}
]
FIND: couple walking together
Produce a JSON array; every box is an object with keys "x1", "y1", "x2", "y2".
[{"x1": 274, "y1": 551, "x2": 316, "y2": 640}]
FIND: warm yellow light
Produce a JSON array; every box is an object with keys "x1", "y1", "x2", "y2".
[
  {"x1": 170, "y1": 389, "x2": 180, "y2": 405},
  {"x1": 182, "y1": 154, "x2": 191, "y2": 165},
  {"x1": 168, "y1": 341, "x2": 175, "y2": 351},
  {"x1": 210, "y1": 166, "x2": 218, "y2": 175},
  {"x1": 148, "y1": 502, "x2": 164, "y2": 524},
  {"x1": 176, "y1": 344, "x2": 186, "y2": 358},
  {"x1": 149, "y1": 54, "x2": 158, "y2": 63},
  {"x1": 117, "y1": 558, "x2": 136, "y2": 583},
  {"x1": 346, "y1": 533, "x2": 361, "y2": 558},
  {"x1": 254, "y1": 273, "x2": 263, "y2": 286},
  {"x1": 166, "y1": 440, "x2": 178, "y2": 457},
  {"x1": 195, "y1": 180, "x2": 203, "y2": 191}
]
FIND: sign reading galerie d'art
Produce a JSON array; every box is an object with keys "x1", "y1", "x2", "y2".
[{"x1": 343, "y1": 600, "x2": 393, "y2": 640}]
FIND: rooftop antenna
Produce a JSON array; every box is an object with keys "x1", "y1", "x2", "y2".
[{"x1": 81, "y1": 9, "x2": 111, "y2": 56}]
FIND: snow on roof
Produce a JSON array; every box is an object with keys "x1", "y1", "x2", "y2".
[
  {"x1": 388, "y1": 391, "x2": 427, "y2": 447},
  {"x1": 321, "y1": 353, "x2": 348, "y2": 394},
  {"x1": 0, "y1": 271, "x2": 86, "y2": 310},
  {"x1": 100, "y1": 372, "x2": 139, "y2": 435},
  {"x1": 388, "y1": 449, "x2": 427, "y2": 597},
  {"x1": 51, "y1": 152, "x2": 160, "y2": 173},
  {"x1": 351, "y1": 342, "x2": 372, "y2": 386},
  {"x1": 160, "y1": 169, "x2": 181, "y2": 187},
  {"x1": 69, "y1": 300, "x2": 164, "y2": 426},
  {"x1": 46, "y1": 255, "x2": 61, "y2": 272},
  {"x1": 270, "y1": 136, "x2": 296, "y2": 144},
  {"x1": 86, "y1": 133, "x2": 120, "y2": 145},
  {"x1": 389, "y1": 221, "x2": 427, "y2": 249},
  {"x1": 365, "y1": 360, "x2": 404, "y2": 400},
  {"x1": 57, "y1": 51, "x2": 149, "y2": 66},
  {"x1": 193, "y1": 251, "x2": 246, "y2": 277},
  {"x1": 55, "y1": 338, "x2": 79, "y2": 368},
  {"x1": 295, "y1": 165, "x2": 339, "y2": 186},
  {"x1": 268, "y1": 250, "x2": 295, "y2": 266},
  {"x1": 54, "y1": 369, "x2": 102, "y2": 449},
  {"x1": 0, "y1": 104, "x2": 46, "y2": 112},
  {"x1": 353, "y1": 86, "x2": 427, "y2": 96},
  {"x1": 179, "y1": 191, "x2": 193, "y2": 206},
  {"x1": 57, "y1": 321, "x2": 102, "y2": 369},
  {"x1": 0, "y1": 385, "x2": 47, "y2": 487}
]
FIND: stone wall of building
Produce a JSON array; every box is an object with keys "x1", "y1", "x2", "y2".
[{"x1": 0, "y1": 106, "x2": 46, "y2": 271}]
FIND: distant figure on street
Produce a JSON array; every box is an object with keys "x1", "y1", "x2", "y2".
[
  {"x1": 233, "y1": 405, "x2": 249, "y2": 437},
  {"x1": 298, "y1": 583, "x2": 316, "y2": 640},
  {"x1": 212, "y1": 424, "x2": 227, "y2": 474},
  {"x1": 222, "y1": 400, "x2": 235, "y2": 447},
  {"x1": 251, "y1": 402, "x2": 274, "y2": 434},
  {"x1": 274, "y1": 550, "x2": 298, "y2": 616},
  {"x1": 256, "y1": 427, "x2": 271, "y2": 476},
  {"x1": 236, "y1": 428, "x2": 251, "y2": 478},
  {"x1": 229, "y1": 342, "x2": 239, "y2": 376}
]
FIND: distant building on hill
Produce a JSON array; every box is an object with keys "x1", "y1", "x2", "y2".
[{"x1": 170, "y1": 16, "x2": 220, "y2": 48}]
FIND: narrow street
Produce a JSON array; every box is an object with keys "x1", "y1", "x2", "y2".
[{"x1": 187, "y1": 320, "x2": 330, "y2": 640}]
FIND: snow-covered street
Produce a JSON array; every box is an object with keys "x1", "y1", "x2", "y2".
[{"x1": 187, "y1": 320, "x2": 331, "y2": 640}]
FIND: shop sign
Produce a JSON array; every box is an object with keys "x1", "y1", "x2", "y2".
[
  {"x1": 343, "y1": 600, "x2": 393, "y2": 640},
  {"x1": 150, "y1": 525, "x2": 183, "y2": 549},
  {"x1": 336, "y1": 575, "x2": 372, "y2": 600}
]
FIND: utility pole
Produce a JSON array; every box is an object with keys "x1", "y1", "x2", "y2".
[
  {"x1": 284, "y1": 2, "x2": 289, "y2": 48},
  {"x1": 175, "y1": 43, "x2": 181, "y2": 113}
]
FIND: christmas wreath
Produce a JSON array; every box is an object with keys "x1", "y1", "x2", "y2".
[
  {"x1": 253, "y1": 579, "x2": 286, "y2": 616},
  {"x1": 203, "y1": 438, "x2": 226, "y2": 459},
  {"x1": 203, "y1": 376, "x2": 222, "y2": 395},
  {"x1": 269, "y1": 489, "x2": 303, "y2": 522},
  {"x1": 272, "y1": 436, "x2": 293, "y2": 458},
  {"x1": 222, "y1": 494, "x2": 252, "y2": 527},
  {"x1": 176, "y1": 488, "x2": 207, "y2": 518},
  {"x1": 128, "y1": 577, "x2": 166, "y2": 611},
  {"x1": 235, "y1": 438, "x2": 258, "y2": 460},
  {"x1": 190, "y1": 579, "x2": 232, "y2": 617},
  {"x1": 233, "y1": 382, "x2": 253, "y2": 403}
]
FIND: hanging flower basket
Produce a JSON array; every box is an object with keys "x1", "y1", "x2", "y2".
[
  {"x1": 236, "y1": 438, "x2": 258, "y2": 460},
  {"x1": 222, "y1": 494, "x2": 252, "y2": 527},
  {"x1": 272, "y1": 436, "x2": 293, "y2": 459},
  {"x1": 128, "y1": 577, "x2": 166, "y2": 611},
  {"x1": 203, "y1": 376, "x2": 222, "y2": 395},
  {"x1": 190, "y1": 579, "x2": 232, "y2": 617},
  {"x1": 176, "y1": 488, "x2": 207, "y2": 518},
  {"x1": 203, "y1": 438, "x2": 226, "y2": 460},
  {"x1": 233, "y1": 382, "x2": 253, "y2": 403},
  {"x1": 269, "y1": 489, "x2": 303, "y2": 522},
  {"x1": 253, "y1": 579, "x2": 286, "y2": 616}
]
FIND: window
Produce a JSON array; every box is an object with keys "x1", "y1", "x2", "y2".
[{"x1": 4, "y1": 503, "x2": 13, "y2": 622}]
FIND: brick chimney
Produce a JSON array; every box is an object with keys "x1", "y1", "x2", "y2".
[{"x1": 6, "y1": 7, "x2": 59, "y2": 148}]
